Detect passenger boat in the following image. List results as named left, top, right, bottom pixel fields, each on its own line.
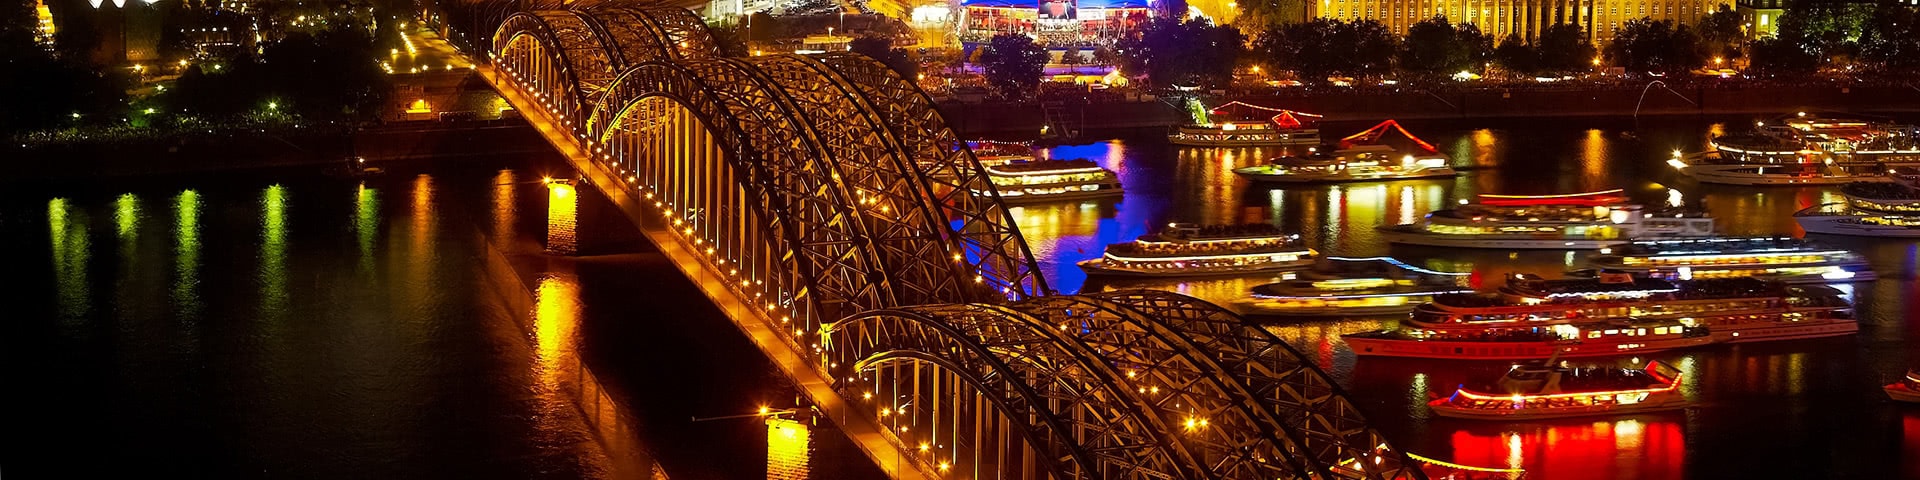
left=1343, top=317, right=1716, bottom=360
left=1885, top=370, right=1920, bottom=403
left=1689, top=114, right=1920, bottom=184
left=968, top=140, right=1035, bottom=166
left=1169, top=102, right=1321, bottom=147
left=1793, top=203, right=1920, bottom=238
left=1403, top=275, right=1857, bottom=344
left=1377, top=189, right=1716, bottom=249
left=1235, top=256, right=1473, bottom=316
left=1234, top=120, right=1456, bottom=183
left=982, top=159, right=1123, bottom=203
left=1577, top=237, right=1874, bottom=284
left=1077, top=223, right=1315, bottom=277
left=1428, top=360, right=1691, bottom=420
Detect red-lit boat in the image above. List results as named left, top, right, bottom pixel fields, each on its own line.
left=1429, top=360, right=1690, bottom=420
left=1378, top=189, right=1717, bottom=249
left=1887, top=370, right=1920, bottom=403
left=1343, top=317, right=1716, bottom=360
left=1406, top=275, right=1858, bottom=344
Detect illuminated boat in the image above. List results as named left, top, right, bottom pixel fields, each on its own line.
left=1671, top=157, right=1893, bottom=186
left=1235, top=256, right=1474, bottom=316
left=1403, top=275, right=1857, bottom=345
left=1377, top=189, right=1716, bottom=249
left=1428, top=360, right=1690, bottom=420
left=1233, top=145, right=1456, bottom=183
left=967, top=140, right=1035, bottom=166
left=1793, top=203, right=1920, bottom=238
left=982, top=159, right=1123, bottom=204
left=1885, top=370, right=1920, bottom=403
left=1342, top=317, right=1715, bottom=360
left=1169, top=102, right=1321, bottom=147
left=1077, top=223, right=1315, bottom=277
left=1577, top=237, right=1874, bottom=284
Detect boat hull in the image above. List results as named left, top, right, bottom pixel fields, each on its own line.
left=1573, top=265, right=1877, bottom=284
left=1680, top=164, right=1887, bottom=186
left=1886, top=384, right=1920, bottom=403
left=1795, top=215, right=1920, bottom=238
left=1169, top=137, right=1317, bottom=147
left=997, top=188, right=1124, bottom=205
left=1342, top=335, right=1716, bottom=360
left=1428, top=396, right=1691, bottom=420
left=1235, top=302, right=1422, bottom=317
left=1716, top=319, right=1859, bottom=343
left=1378, top=226, right=1627, bottom=249
left=1235, top=168, right=1458, bottom=184
left=1077, top=258, right=1313, bottom=278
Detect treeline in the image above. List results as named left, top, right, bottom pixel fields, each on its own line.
left=1113, top=1, right=1920, bottom=88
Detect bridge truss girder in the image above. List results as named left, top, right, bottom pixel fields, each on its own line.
left=487, top=5, right=1423, bottom=479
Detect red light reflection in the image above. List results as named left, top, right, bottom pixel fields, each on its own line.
left=1447, top=418, right=1685, bottom=479
left=1905, top=413, right=1920, bottom=479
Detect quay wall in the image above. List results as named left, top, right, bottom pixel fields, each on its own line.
left=938, top=84, right=1920, bottom=136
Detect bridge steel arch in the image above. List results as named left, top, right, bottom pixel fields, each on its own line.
left=485, top=5, right=1425, bottom=479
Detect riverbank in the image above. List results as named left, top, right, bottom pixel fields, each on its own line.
left=937, top=83, right=1920, bottom=136
left=1, top=119, right=548, bottom=182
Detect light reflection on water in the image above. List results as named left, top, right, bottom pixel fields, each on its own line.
left=1020, top=118, right=1920, bottom=478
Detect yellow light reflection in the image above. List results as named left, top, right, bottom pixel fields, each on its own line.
left=1580, top=129, right=1607, bottom=188
left=547, top=182, right=578, bottom=255
left=493, top=170, right=517, bottom=246
left=533, top=274, right=581, bottom=391
left=49, top=198, right=91, bottom=321
left=767, top=417, right=811, bottom=480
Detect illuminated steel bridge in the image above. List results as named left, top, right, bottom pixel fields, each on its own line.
left=481, top=5, right=1427, bottom=479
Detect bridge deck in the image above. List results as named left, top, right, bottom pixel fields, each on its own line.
left=480, top=67, right=934, bottom=480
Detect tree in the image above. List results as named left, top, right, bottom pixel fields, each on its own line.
left=1457, top=23, right=1494, bottom=73
left=980, top=33, right=1046, bottom=97
left=706, top=21, right=751, bottom=57
left=1695, top=4, right=1745, bottom=63
left=1536, top=23, right=1598, bottom=73
left=1858, top=1, right=1920, bottom=73
left=1605, top=18, right=1701, bottom=73
left=1254, top=18, right=1393, bottom=82
left=1114, top=18, right=1244, bottom=88
left=1400, top=16, right=1472, bottom=78
left=850, top=34, right=916, bottom=79
left=1492, top=33, right=1538, bottom=76
left=1059, top=44, right=1085, bottom=73
left=1337, top=19, right=1398, bottom=77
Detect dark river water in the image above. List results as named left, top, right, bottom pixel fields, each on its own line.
left=4, top=115, right=1918, bottom=479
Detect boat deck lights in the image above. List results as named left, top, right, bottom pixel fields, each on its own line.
left=1449, top=372, right=1683, bottom=402
left=1251, top=289, right=1477, bottom=300
left=1102, top=250, right=1312, bottom=263
left=1325, top=256, right=1470, bottom=276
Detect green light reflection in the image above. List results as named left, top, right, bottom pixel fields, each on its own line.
left=260, top=185, right=289, bottom=319
left=175, top=190, right=202, bottom=320
left=115, top=193, right=141, bottom=240
left=356, top=183, right=380, bottom=268
left=49, top=198, right=91, bottom=321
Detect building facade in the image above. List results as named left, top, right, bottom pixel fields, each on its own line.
left=1313, top=0, right=1731, bottom=44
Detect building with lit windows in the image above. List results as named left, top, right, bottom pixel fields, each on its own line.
left=34, top=0, right=56, bottom=50
left=959, top=0, right=1153, bottom=45
left=1313, top=0, right=1732, bottom=44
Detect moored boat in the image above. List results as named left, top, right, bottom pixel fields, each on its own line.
left=1235, top=120, right=1457, bottom=183
left=1343, top=318, right=1716, bottom=360
left=1404, top=274, right=1855, bottom=343
left=1428, top=360, right=1691, bottom=420
left=1077, top=223, right=1315, bottom=277
left=1794, top=203, right=1920, bottom=238
left=1378, top=189, right=1716, bottom=249
left=1577, top=236, right=1875, bottom=284
left=1235, top=256, right=1474, bottom=316
left=1169, top=102, right=1322, bottom=147
left=1886, top=370, right=1920, bottom=403
left=982, top=159, right=1123, bottom=204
